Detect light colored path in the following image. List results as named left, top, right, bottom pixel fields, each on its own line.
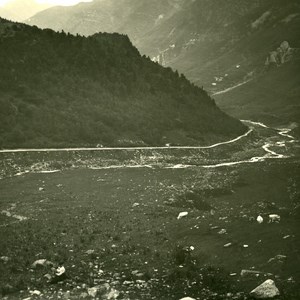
left=0, top=129, right=253, bottom=153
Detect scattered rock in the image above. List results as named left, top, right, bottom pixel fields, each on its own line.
left=257, top=215, right=264, bottom=224
left=87, top=286, right=99, bottom=298
left=268, top=254, right=287, bottom=263
left=85, top=249, right=95, bottom=255
left=132, top=203, right=140, bottom=208
left=38, top=187, right=44, bottom=191
left=0, top=256, right=9, bottom=263
left=56, top=265, right=66, bottom=276
left=177, top=212, right=188, bottom=219
left=179, top=297, right=196, bottom=300
left=241, top=270, right=262, bottom=277
left=30, top=290, right=41, bottom=296
left=224, top=243, right=232, bottom=248
left=44, top=273, right=52, bottom=281
left=79, top=292, right=89, bottom=299
left=87, top=284, right=109, bottom=298
left=105, top=288, right=120, bottom=299
left=50, top=264, right=67, bottom=284
left=250, top=279, right=280, bottom=299
left=268, top=214, right=280, bottom=223
left=32, top=259, right=52, bottom=268
left=218, top=228, right=227, bottom=234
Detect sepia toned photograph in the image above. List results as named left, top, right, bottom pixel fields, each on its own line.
left=0, top=1, right=299, bottom=299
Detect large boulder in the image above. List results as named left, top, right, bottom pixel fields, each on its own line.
left=250, top=279, right=280, bottom=299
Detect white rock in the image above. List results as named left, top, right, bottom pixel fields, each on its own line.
left=268, top=214, right=280, bottom=222
left=250, top=279, right=280, bottom=298
left=56, top=265, right=65, bottom=276
left=241, top=269, right=262, bottom=277
left=87, top=287, right=99, bottom=298
left=177, top=212, right=188, bottom=219
left=30, top=290, right=41, bottom=296
left=257, top=215, right=264, bottom=223
left=32, top=259, right=51, bottom=268
left=105, top=288, right=120, bottom=299
left=180, top=297, right=196, bottom=300
left=0, top=256, right=9, bottom=263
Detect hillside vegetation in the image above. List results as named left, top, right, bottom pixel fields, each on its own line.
left=0, top=18, right=245, bottom=148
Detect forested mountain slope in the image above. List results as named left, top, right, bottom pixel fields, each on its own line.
left=0, top=18, right=245, bottom=148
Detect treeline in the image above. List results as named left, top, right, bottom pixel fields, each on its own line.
left=0, top=18, right=246, bottom=148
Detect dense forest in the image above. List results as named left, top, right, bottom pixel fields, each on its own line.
left=0, top=18, right=246, bottom=148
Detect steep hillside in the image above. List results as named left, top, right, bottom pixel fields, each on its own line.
left=0, top=18, right=246, bottom=149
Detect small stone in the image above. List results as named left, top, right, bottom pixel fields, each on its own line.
left=44, top=274, right=52, bottom=280
left=79, top=292, right=89, bottom=299
left=241, top=270, right=262, bottom=277
left=268, top=254, right=287, bottom=263
left=224, top=243, right=232, bottom=248
left=87, top=287, right=98, bottom=298
left=0, top=256, right=9, bottom=263
left=30, top=290, right=41, bottom=296
left=177, top=212, right=188, bottom=219
left=268, top=214, right=280, bottom=223
left=257, top=215, right=264, bottom=224
left=32, top=259, right=52, bottom=268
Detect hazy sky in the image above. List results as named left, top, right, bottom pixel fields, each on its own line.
left=0, top=0, right=93, bottom=7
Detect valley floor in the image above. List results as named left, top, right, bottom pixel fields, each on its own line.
left=0, top=122, right=299, bottom=299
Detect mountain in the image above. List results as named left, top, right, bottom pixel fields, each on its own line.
left=0, top=0, right=52, bottom=22
left=27, top=0, right=300, bottom=125
left=0, top=18, right=246, bottom=148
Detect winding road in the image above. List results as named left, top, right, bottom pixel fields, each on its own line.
left=0, top=120, right=297, bottom=172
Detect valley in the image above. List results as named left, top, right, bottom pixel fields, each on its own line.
left=0, top=1, right=299, bottom=299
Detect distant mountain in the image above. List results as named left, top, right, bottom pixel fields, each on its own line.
left=0, top=18, right=245, bottom=148
left=27, top=0, right=182, bottom=36
left=0, top=0, right=52, bottom=22
left=26, top=0, right=300, bottom=124
left=214, top=56, right=300, bottom=126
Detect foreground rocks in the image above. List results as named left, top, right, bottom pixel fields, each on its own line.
left=250, top=279, right=280, bottom=299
